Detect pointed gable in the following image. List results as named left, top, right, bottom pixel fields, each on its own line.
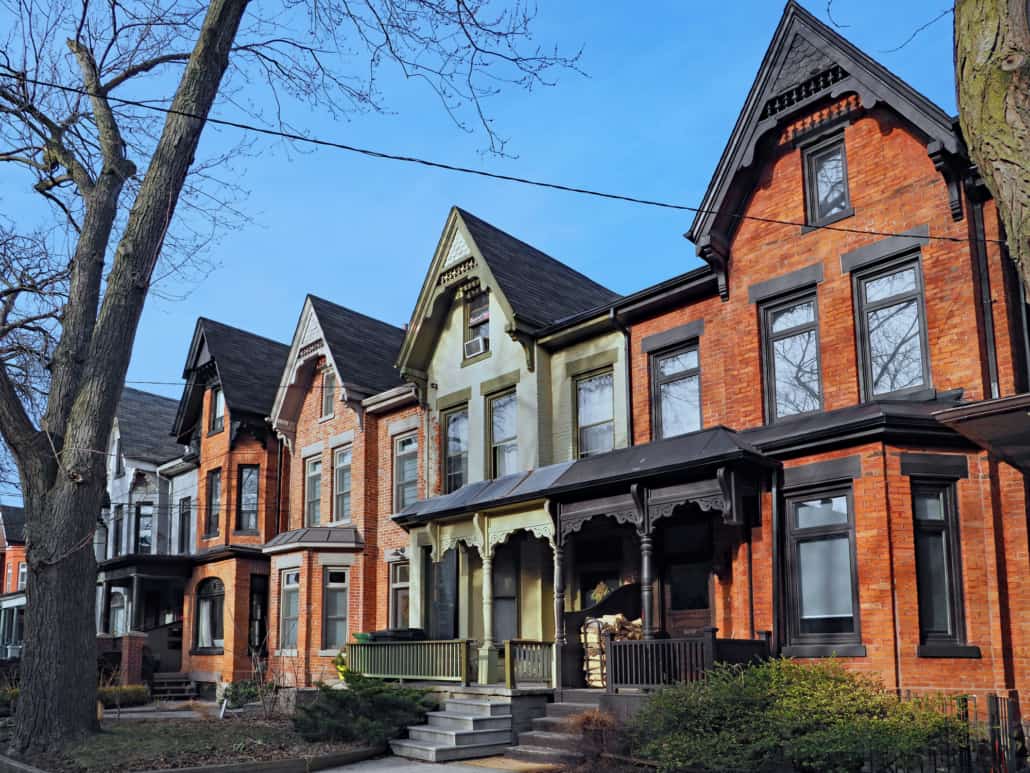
left=687, top=1, right=963, bottom=294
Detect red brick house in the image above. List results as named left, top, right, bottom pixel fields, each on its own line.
left=0, top=505, right=25, bottom=659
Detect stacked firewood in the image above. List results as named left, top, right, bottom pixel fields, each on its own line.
left=581, top=613, right=644, bottom=687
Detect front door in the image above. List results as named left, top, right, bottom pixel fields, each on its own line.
left=660, top=519, right=714, bottom=636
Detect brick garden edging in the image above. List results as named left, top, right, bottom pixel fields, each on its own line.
left=0, top=744, right=384, bottom=773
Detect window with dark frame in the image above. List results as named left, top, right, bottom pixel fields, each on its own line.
left=16, top=562, right=26, bottom=592
left=321, top=369, right=336, bottom=418
left=279, top=570, right=300, bottom=649
left=443, top=406, right=469, bottom=494
left=195, top=578, right=224, bottom=650
left=785, top=487, right=861, bottom=652
left=236, top=465, right=259, bottom=531
left=178, top=496, right=192, bottom=554
left=322, top=568, right=349, bottom=649
left=305, top=457, right=322, bottom=527
left=394, top=434, right=418, bottom=511
left=112, top=504, right=124, bottom=557
left=389, top=562, right=410, bottom=629
left=113, top=436, right=124, bottom=477
left=488, top=390, right=518, bottom=478
left=205, top=469, right=221, bottom=536
left=804, top=135, right=851, bottom=226
left=209, top=386, right=225, bottom=433
left=855, top=257, right=930, bottom=398
left=651, top=344, right=701, bottom=439
left=333, top=447, right=352, bottom=522
left=134, top=502, right=153, bottom=553
left=762, top=291, right=822, bottom=421
left=465, top=292, right=490, bottom=346
left=575, top=370, right=615, bottom=458
left=912, top=480, right=967, bottom=647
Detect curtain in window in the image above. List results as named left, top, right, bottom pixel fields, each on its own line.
left=197, top=598, right=212, bottom=647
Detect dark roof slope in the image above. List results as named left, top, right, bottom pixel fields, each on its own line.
left=0, top=506, right=25, bottom=545
left=308, top=297, right=406, bottom=394
left=458, top=208, right=620, bottom=330
left=200, top=318, right=290, bottom=418
left=117, top=387, right=183, bottom=464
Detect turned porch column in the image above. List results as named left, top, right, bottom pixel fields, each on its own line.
left=553, top=540, right=565, bottom=692
left=640, top=532, right=655, bottom=639
left=478, top=551, right=499, bottom=684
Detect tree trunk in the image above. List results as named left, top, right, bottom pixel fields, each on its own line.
left=955, top=0, right=1030, bottom=290
left=10, top=0, right=251, bottom=753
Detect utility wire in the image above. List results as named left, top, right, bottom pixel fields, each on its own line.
left=10, top=75, right=1005, bottom=247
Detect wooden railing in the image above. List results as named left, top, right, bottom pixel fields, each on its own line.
left=347, top=639, right=474, bottom=684
left=504, top=640, right=553, bottom=688
left=605, top=628, right=770, bottom=693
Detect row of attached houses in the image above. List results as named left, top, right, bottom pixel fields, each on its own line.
left=70, top=1, right=1030, bottom=715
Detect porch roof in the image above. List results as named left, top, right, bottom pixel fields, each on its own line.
left=934, top=393, right=1030, bottom=474
left=394, top=425, right=772, bottom=527
left=263, top=525, right=363, bottom=554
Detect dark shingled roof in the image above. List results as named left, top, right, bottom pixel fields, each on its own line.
left=0, top=506, right=25, bottom=545
left=200, top=318, right=290, bottom=418
left=308, top=297, right=406, bottom=394
left=264, top=526, right=363, bottom=551
left=458, top=208, right=620, bottom=330
left=117, top=387, right=183, bottom=464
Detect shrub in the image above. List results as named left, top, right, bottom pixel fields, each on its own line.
left=97, top=685, right=150, bottom=708
left=293, top=669, right=436, bottom=746
left=628, top=659, right=970, bottom=773
left=0, top=687, right=17, bottom=716
left=223, top=680, right=262, bottom=708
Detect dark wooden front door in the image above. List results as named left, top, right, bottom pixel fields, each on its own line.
left=659, top=518, right=713, bottom=636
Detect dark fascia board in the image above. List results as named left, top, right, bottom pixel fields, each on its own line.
left=686, top=2, right=959, bottom=254
left=641, top=319, right=706, bottom=354
left=536, top=312, right=619, bottom=352
left=613, top=266, right=718, bottom=324
left=748, top=262, right=824, bottom=304
left=783, top=454, right=862, bottom=489
left=192, top=545, right=269, bottom=565
left=899, top=452, right=969, bottom=479
left=840, top=225, right=930, bottom=273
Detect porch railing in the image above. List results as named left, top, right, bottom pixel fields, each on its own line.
left=605, top=628, right=770, bottom=693
left=504, top=640, right=553, bottom=689
left=346, top=639, right=474, bottom=684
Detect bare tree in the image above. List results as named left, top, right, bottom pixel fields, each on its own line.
left=0, top=0, right=575, bottom=753
left=955, top=0, right=1030, bottom=290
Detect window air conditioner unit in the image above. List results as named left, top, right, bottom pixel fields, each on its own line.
left=464, top=336, right=489, bottom=358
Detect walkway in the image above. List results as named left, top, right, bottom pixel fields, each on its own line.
left=325, top=755, right=559, bottom=772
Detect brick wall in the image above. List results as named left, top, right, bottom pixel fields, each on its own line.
left=2, top=545, right=25, bottom=594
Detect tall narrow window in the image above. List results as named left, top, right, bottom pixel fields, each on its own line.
left=178, top=497, right=192, bottom=554
left=134, top=502, right=154, bottom=553
left=321, top=369, right=336, bottom=418
left=323, top=569, right=349, bottom=649
left=236, top=465, right=260, bottom=531
left=112, top=504, right=124, bottom=557
left=333, top=447, right=352, bottom=522
left=305, top=457, right=322, bottom=527
left=389, top=562, right=410, bottom=629
left=464, top=291, right=490, bottom=357
left=762, top=292, right=822, bottom=421
left=856, top=258, right=930, bottom=398
left=785, top=488, right=861, bottom=653
left=394, top=434, right=418, bottom=511
left=209, top=386, right=225, bottom=433
left=279, top=570, right=300, bottom=650
left=576, top=370, right=615, bottom=457
left=4, top=565, right=11, bottom=593
left=652, top=345, right=701, bottom=439
left=913, top=481, right=967, bottom=649
left=443, top=406, right=469, bottom=493
left=109, top=593, right=126, bottom=636
left=205, top=469, right=222, bottom=536
left=16, top=562, right=26, bottom=592
left=113, top=436, right=124, bottom=477
left=488, top=390, right=518, bottom=478
left=804, top=136, right=850, bottom=226
left=195, top=578, right=224, bottom=650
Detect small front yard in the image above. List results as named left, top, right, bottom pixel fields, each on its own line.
left=8, top=718, right=371, bottom=773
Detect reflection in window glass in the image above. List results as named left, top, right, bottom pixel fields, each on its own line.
left=653, top=345, right=701, bottom=439
left=576, top=371, right=614, bottom=458
left=490, top=392, right=518, bottom=477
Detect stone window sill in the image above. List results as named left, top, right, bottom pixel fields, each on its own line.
left=801, top=206, right=855, bottom=234
left=781, top=643, right=867, bottom=658
left=917, top=643, right=981, bottom=659
left=318, top=649, right=343, bottom=657
left=274, top=649, right=298, bottom=657
left=190, top=647, right=224, bottom=656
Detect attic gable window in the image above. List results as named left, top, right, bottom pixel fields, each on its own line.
left=463, top=291, right=490, bottom=359
left=321, top=369, right=336, bottom=418
left=803, top=135, right=852, bottom=227
left=209, top=386, right=225, bottom=433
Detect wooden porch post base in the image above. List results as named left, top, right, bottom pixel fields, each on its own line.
left=477, top=644, right=500, bottom=685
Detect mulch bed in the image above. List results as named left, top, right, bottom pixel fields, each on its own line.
left=2, top=718, right=370, bottom=773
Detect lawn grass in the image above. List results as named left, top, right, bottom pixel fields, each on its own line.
left=21, top=718, right=367, bottom=772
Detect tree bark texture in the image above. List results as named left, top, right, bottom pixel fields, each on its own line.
left=9, top=0, right=250, bottom=753
left=956, top=0, right=1030, bottom=290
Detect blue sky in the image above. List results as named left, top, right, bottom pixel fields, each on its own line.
left=5, top=0, right=957, bottom=405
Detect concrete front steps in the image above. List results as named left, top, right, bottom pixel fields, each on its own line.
left=150, top=672, right=197, bottom=701
left=505, top=689, right=604, bottom=766
left=390, top=697, right=514, bottom=762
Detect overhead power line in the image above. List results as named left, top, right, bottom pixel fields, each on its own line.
left=10, top=75, right=1005, bottom=247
